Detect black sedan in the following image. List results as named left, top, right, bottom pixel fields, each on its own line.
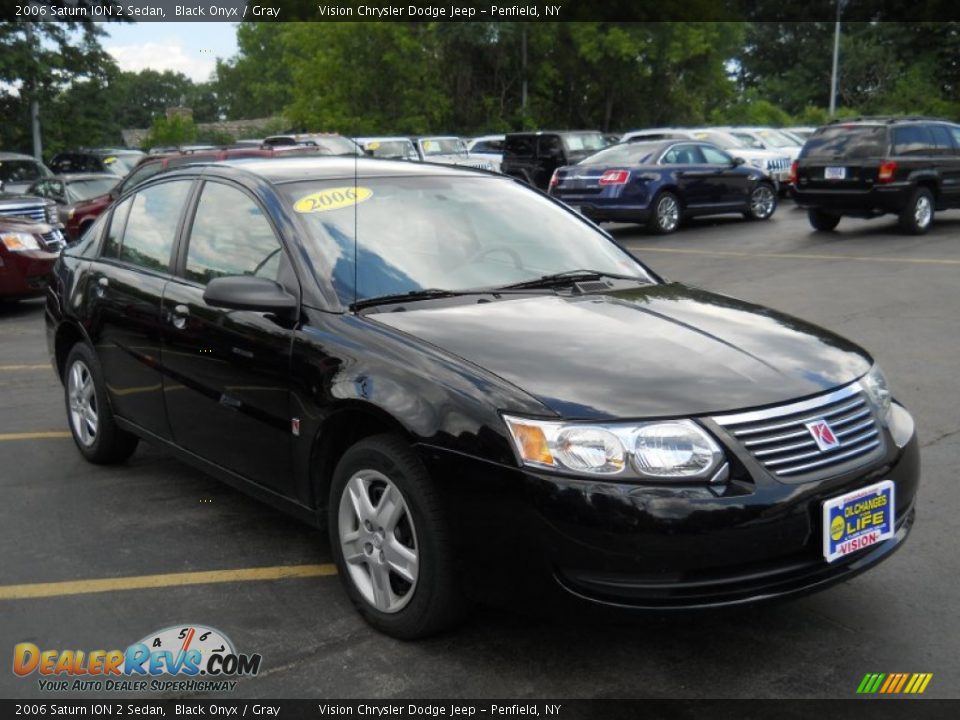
left=46, top=157, right=918, bottom=638
left=549, top=140, right=777, bottom=233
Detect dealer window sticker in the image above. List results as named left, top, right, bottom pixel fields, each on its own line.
left=293, top=187, right=374, bottom=214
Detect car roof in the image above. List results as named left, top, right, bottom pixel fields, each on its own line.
left=356, top=137, right=414, bottom=143
left=45, top=173, right=119, bottom=183
left=184, top=156, right=492, bottom=183
left=0, top=152, right=41, bottom=161
left=507, top=130, right=602, bottom=136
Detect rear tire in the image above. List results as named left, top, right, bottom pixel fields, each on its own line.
left=808, top=209, right=841, bottom=232
left=329, top=434, right=468, bottom=639
left=898, top=187, right=935, bottom=235
left=63, top=343, right=139, bottom=464
left=647, top=191, right=681, bottom=234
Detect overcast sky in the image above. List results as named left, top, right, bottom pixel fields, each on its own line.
left=103, top=22, right=240, bottom=83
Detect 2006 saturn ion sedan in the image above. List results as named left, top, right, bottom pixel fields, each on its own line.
left=46, top=157, right=919, bottom=639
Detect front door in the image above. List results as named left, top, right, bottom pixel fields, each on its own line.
left=160, top=180, right=297, bottom=494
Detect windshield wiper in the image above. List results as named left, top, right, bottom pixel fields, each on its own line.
left=350, top=286, right=550, bottom=311
left=497, top=269, right=644, bottom=291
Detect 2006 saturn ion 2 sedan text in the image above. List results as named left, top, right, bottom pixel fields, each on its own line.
left=46, top=157, right=919, bottom=639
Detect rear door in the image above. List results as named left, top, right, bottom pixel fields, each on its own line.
left=86, top=178, right=194, bottom=439
left=160, top=179, right=297, bottom=493
left=660, top=144, right=724, bottom=209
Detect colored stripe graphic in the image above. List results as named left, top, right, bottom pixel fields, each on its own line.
left=857, top=672, right=932, bottom=694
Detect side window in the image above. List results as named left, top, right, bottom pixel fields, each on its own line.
left=662, top=145, right=705, bottom=165
left=116, top=181, right=191, bottom=271
left=537, top=135, right=562, bottom=158
left=700, top=145, right=733, bottom=164
left=506, top=136, right=535, bottom=158
left=929, top=125, right=955, bottom=154
left=948, top=126, right=960, bottom=150
left=184, top=182, right=283, bottom=286
left=102, top=196, right=133, bottom=259
left=892, top=125, right=933, bottom=156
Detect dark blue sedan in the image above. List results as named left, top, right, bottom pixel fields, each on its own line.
left=548, top=140, right=777, bottom=233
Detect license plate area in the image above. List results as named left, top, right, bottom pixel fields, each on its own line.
left=824, top=166, right=847, bottom=180
left=822, top=480, right=895, bottom=562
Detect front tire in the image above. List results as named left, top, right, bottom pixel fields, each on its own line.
left=647, top=191, right=682, bottom=234
left=744, top=183, right=777, bottom=220
left=899, top=187, right=935, bottom=235
left=64, top=343, right=139, bottom=464
left=808, top=209, right=841, bottom=232
left=329, top=434, right=467, bottom=639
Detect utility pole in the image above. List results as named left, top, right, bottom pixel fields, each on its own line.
left=829, top=0, right=847, bottom=116
left=26, top=22, right=43, bottom=159
left=521, top=28, right=528, bottom=113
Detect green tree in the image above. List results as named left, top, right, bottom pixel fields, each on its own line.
left=142, top=115, right=198, bottom=150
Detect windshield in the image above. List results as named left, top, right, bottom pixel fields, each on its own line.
left=284, top=177, right=654, bottom=306
left=66, top=177, right=120, bottom=202
left=419, top=138, right=466, bottom=156
left=563, top=133, right=607, bottom=152
left=689, top=131, right=740, bottom=149
left=0, top=160, right=46, bottom=183
left=757, top=129, right=799, bottom=148
left=729, top=132, right=764, bottom=149
left=313, top=136, right=364, bottom=156
left=102, top=154, right=142, bottom=176
left=364, top=140, right=418, bottom=160
left=578, top=142, right=659, bottom=166
left=801, top=126, right=888, bottom=160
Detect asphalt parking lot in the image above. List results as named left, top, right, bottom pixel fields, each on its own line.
left=2, top=200, right=958, bottom=700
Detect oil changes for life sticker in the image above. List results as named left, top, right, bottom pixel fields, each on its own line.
left=822, top=479, right=895, bottom=563
left=293, top=187, right=373, bottom=214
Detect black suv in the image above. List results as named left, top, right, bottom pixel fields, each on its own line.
left=501, top=131, right=607, bottom=190
left=792, top=117, right=960, bottom=234
left=49, top=149, right=145, bottom=179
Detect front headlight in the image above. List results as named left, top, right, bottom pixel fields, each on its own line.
left=503, top=415, right=724, bottom=481
left=861, top=364, right=892, bottom=423
left=1, top=232, right=42, bottom=252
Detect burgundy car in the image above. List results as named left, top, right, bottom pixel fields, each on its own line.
left=0, top=194, right=66, bottom=301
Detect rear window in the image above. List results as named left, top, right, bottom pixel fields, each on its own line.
left=801, top=126, right=888, bottom=160
left=891, top=125, right=934, bottom=156
left=0, top=159, right=46, bottom=183
left=578, top=143, right=659, bottom=166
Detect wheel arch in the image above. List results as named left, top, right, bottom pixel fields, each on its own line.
left=54, top=321, right=90, bottom=382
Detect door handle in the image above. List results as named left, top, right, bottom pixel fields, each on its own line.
left=171, top=304, right=190, bottom=330
left=94, top=276, right=108, bottom=298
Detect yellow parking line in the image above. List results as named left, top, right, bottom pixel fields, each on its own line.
left=0, top=431, right=70, bottom=442
left=631, top=246, right=960, bottom=266
left=0, top=364, right=50, bottom=371
left=0, top=564, right=338, bottom=600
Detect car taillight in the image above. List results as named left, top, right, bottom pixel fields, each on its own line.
left=789, top=161, right=798, bottom=185
left=878, top=161, right=897, bottom=184
left=549, top=170, right=560, bottom=189
left=599, top=170, right=630, bottom=186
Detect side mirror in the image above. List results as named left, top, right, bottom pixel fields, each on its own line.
left=731, top=156, right=746, bottom=167
left=203, top=276, right=297, bottom=317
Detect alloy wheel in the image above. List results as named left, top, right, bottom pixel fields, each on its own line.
left=657, top=195, right=680, bottom=232
left=338, top=469, right=419, bottom=613
left=914, top=194, right=933, bottom=229
left=751, top=185, right=776, bottom=218
left=67, top=359, right=98, bottom=447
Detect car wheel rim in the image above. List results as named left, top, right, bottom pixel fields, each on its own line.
left=657, top=196, right=679, bottom=231
left=338, top=469, right=419, bottom=614
left=915, top=195, right=932, bottom=228
left=751, top=186, right=775, bottom=218
left=67, top=360, right=98, bottom=447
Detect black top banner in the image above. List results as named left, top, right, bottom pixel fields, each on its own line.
left=5, top=0, right=960, bottom=22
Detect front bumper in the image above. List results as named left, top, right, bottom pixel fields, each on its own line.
left=421, top=405, right=920, bottom=614
left=0, top=249, right=59, bottom=299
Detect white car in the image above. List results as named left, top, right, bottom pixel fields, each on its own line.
left=719, top=127, right=804, bottom=162
left=466, top=134, right=505, bottom=173
left=412, top=136, right=496, bottom=172
left=355, top=137, right=421, bottom=162
left=621, top=129, right=792, bottom=186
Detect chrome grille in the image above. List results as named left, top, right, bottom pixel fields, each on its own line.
left=713, top=383, right=883, bottom=478
left=765, top=157, right=791, bottom=172
left=40, top=230, right=65, bottom=251
left=0, top=203, right=47, bottom=223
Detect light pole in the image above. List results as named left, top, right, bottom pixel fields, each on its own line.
left=828, top=0, right=848, bottom=116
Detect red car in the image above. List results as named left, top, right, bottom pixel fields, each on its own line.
left=65, top=146, right=323, bottom=239
left=0, top=217, right=64, bottom=302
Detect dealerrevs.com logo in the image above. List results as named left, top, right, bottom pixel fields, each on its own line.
left=13, top=625, right=262, bottom=693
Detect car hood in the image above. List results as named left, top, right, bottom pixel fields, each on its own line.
left=0, top=214, right=57, bottom=234
left=367, top=283, right=872, bottom=420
